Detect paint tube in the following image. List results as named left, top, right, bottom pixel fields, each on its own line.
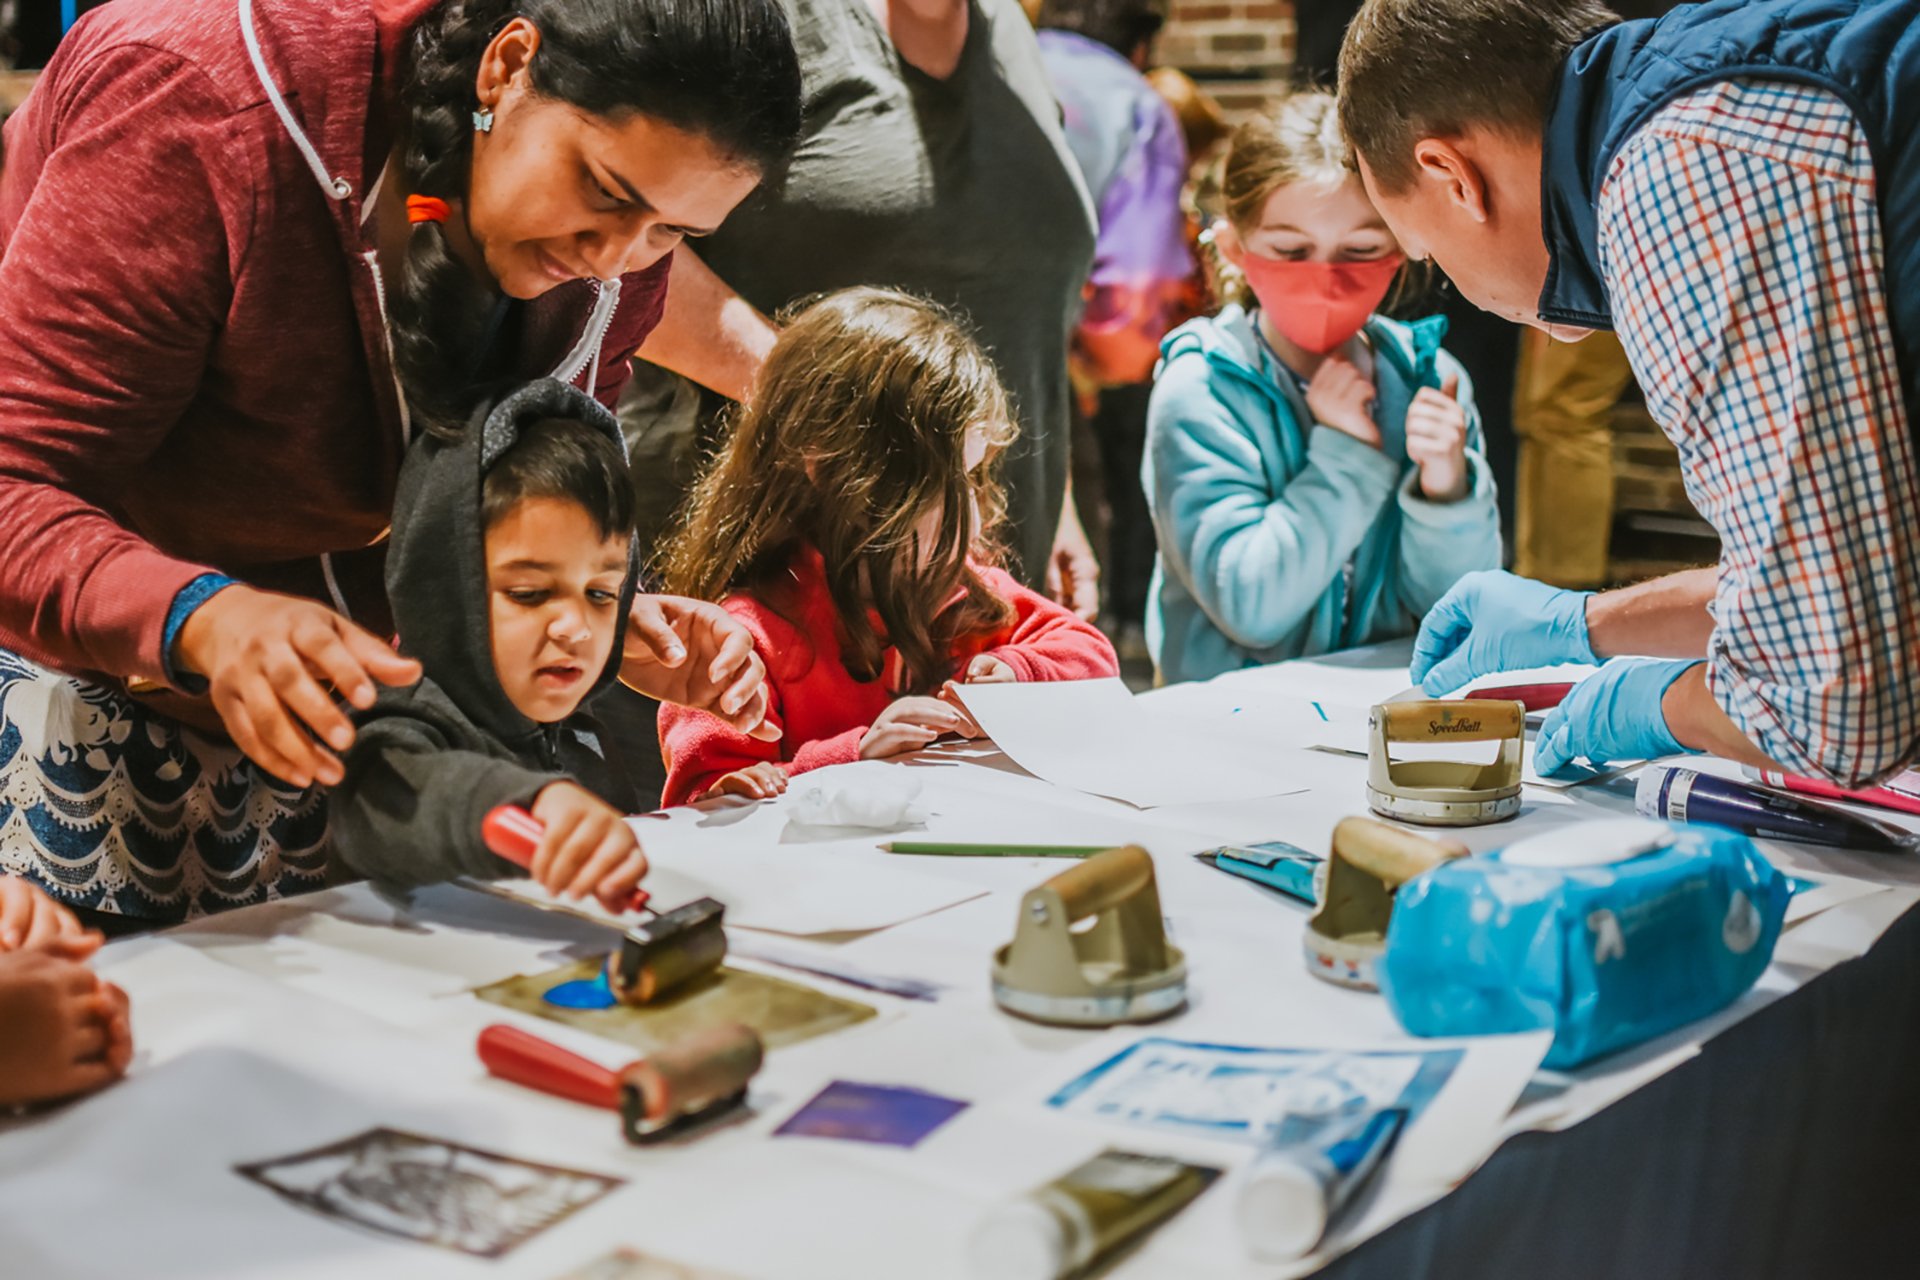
left=1236, top=1107, right=1407, bottom=1261
left=1636, top=765, right=1916, bottom=853
left=1201, top=840, right=1324, bottom=904
left=1743, top=764, right=1920, bottom=818
left=968, top=1149, right=1220, bottom=1280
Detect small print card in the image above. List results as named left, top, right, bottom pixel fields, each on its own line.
left=554, top=1246, right=746, bottom=1279
left=1048, top=1039, right=1462, bottom=1146
left=773, top=1080, right=968, bottom=1148
left=236, top=1126, right=622, bottom=1258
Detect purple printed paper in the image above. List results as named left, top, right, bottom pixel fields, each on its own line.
left=773, top=1081, right=968, bottom=1148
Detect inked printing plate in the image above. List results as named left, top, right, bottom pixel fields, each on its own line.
left=236, top=1126, right=621, bottom=1258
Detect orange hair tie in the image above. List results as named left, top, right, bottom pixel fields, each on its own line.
left=406, top=195, right=452, bottom=225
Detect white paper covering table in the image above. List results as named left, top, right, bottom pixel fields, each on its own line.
left=5, top=642, right=1918, bottom=1279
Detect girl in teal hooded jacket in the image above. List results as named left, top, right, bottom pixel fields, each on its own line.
left=1144, top=94, right=1501, bottom=684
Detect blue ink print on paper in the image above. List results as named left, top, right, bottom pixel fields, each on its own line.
left=1047, top=1038, right=1462, bottom=1147
left=544, top=972, right=617, bottom=1010
left=774, top=1081, right=969, bottom=1148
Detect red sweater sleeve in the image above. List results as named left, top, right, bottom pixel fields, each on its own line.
left=658, top=699, right=784, bottom=808
left=0, top=47, right=242, bottom=679
left=975, top=568, right=1120, bottom=683
left=656, top=594, right=870, bottom=806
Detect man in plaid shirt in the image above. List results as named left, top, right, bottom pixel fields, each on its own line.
left=1337, top=0, right=1920, bottom=785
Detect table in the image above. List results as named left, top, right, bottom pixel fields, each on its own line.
left=4, top=643, right=1915, bottom=1279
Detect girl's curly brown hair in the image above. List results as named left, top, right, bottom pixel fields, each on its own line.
left=658, top=287, right=1018, bottom=694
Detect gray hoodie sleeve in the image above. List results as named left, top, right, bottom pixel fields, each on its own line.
left=331, top=712, right=566, bottom=890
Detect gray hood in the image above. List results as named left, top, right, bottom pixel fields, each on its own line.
left=383, top=378, right=640, bottom=749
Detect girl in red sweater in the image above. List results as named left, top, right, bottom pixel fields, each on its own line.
left=656, top=288, right=1119, bottom=805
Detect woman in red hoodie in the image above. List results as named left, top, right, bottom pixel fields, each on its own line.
left=0, top=0, right=801, bottom=923
left=655, top=287, right=1119, bottom=807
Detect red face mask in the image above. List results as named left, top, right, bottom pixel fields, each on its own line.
left=1237, top=252, right=1405, bottom=355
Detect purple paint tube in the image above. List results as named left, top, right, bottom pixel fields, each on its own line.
left=1636, top=765, right=1916, bottom=853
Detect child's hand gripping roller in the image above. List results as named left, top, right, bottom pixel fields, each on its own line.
left=482, top=805, right=729, bottom=1004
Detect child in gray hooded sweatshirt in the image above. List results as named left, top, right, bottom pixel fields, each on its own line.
left=331, top=380, right=649, bottom=911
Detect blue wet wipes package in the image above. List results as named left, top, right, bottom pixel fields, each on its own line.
left=1379, top=818, right=1789, bottom=1070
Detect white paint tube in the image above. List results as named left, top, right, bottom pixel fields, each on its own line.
left=1236, top=1107, right=1409, bottom=1261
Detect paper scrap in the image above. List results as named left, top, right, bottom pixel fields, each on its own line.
left=774, top=1081, right=969, bottom=1148
left=786, top=771, right=930, bottom=830
left=953, top=678, right=1314, bottom=808
left=236, top=1127, right=619, bottom=1258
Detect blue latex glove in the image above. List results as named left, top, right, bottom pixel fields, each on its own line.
left=1411, top=570, right=1597, bottom=695
left=1534, top=658, right=1703, bottom=776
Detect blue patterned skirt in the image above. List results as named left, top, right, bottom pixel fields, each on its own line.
left=0, top=650, right=330, bottom=921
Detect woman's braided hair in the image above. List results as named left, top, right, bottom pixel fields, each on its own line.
left=391, top=0, right=802, bottom=435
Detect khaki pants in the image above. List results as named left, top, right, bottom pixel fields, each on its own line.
left=1512, top=329, right=1636, bottom=589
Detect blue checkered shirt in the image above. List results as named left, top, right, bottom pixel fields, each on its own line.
left=1598, top=78, right=1920, bottom=784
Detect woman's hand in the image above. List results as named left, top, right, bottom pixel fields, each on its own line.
left=528, top=781, right=649, bottom=913
left=1405, top=373, right=1471, bottom=502
left=172, top=585, right=422, bottom=788
left=1306, top=355, right=1382, bottom=448
left=859, top=696, right=982, bottom=760
left=704, top=761, right=789, bottom=801
left=1047, top=490, right=1101, bottom=621
left=0, top=879, right=97, bottom=953
left=622, top=595, right=778, bottom=741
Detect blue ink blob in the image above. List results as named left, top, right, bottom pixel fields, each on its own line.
left=543, top=972, right=617, bottom=1009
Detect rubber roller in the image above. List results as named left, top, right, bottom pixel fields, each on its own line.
left=482, top=804, right=729, bottom=1004
left=477, top=1021, right=762, bottom=1142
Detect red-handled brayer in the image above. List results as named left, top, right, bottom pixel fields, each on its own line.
left=482, top=804, right=729, bottom=1005
left=477, top=1022, right=762, bottom=1143
left=1465, top=682, right=1575, bottom=713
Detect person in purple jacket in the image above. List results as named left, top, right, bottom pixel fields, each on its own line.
left=1036, top=0, right=1193, bottom=647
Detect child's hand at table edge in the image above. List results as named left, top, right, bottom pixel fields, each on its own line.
left=528, top=781, right=649, bottom=913
left=704, top=762, right=790, bottom=801
left=860, top=696, right=982, bottom=759
left=0, top=949, right=131, bottom=1107
left=0, top=878, right=99, bottom=954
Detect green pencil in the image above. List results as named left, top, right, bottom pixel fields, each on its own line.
left=882, top=840, right=1114, bottom=858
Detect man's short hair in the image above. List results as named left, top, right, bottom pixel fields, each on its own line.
left=1338, top=0, right=1620, bottom=193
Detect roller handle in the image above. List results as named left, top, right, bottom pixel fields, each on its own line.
left=1373, top=699, right=1525, bottom=743
left=1466, top=683, right=1573, bottom=713
left=1041, top=845, right=1153, bottom=919
left=481, top=805, right=650, bottom=914
left=477, top=1024, right=624, bottom=1111
left=1332, top=816, right=1469, bottom=882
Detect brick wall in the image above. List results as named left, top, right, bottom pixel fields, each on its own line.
left=1158, top=0, right=1295, bottom=118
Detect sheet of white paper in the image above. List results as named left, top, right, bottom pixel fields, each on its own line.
left=952, top=677, right=1313, bottom=808
left=496, top=863, right=978, bottom=939
left=484, top=814, right=988, bottom=937
left=1783, top=873, right=1886, bottom=925
left=958, top=1028, right=1552, bottom=1280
